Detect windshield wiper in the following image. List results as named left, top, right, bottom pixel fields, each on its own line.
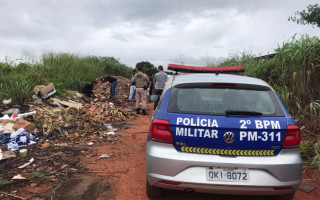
left=225, top=110, right=263, bottom=116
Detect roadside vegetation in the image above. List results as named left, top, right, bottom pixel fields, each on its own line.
left=219, top=34, right=320, bottom=169
left=0, top=53, right=132, bottom=104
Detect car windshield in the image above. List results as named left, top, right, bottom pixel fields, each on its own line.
left=168, top=87, right=285, bottom=116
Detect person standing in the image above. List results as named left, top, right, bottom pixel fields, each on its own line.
left=153, top=65, right=167, bottom=110
left=102, top=76, right=118, bottom=101
left=134, top=67, right=149, bottom=115
left=128, top=69, right=137, bottom=101
left=148, top=74, right=154, bottom=102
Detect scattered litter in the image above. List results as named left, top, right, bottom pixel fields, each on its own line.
left=104, top=124, right=117, bottom=131
left=12, top=174, right=26, bottom=180
left=88, top=142, right=94, bottom=146
left=34, top=83, right=56, bottom=99
left=299, top=184, right=316, bottom=193
left=2, top=123, right=15, bottom=133
left=18, top=158, right=34, bottom=169
left=7, top=128, right=39, bottom=151
left=32, top=95, right=42, bottom=103
left=15, top=111, right=37, bottom=119
left=0, top=133, right=11, bottom=145
left=99, top=154, right=110, bottom=159
left=51, top=98, right=82, bottom=109
left=3, top=108, right=20, bottom=115
left=19, top=149, right=27, bottom=157
left=41, top=142, right=50, bottom=148
left=2, top=98, right=12, bottom=105
left=0, top=114, right=11, bottom=120
left=104, top=131, right=116, bottom=136
left=1, top=150, right=16, bottom=160
left=13, top=119, right=37, bottom=132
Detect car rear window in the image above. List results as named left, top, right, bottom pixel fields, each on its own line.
left=167, top=87, right=285, bottom=116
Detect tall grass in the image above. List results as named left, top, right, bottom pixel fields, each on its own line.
left=0, top=53, right=132, bottom=104
left=219, top=34, right=320, bottom=122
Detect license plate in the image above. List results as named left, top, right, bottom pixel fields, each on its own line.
left=206, top=167, right=249, bottom=182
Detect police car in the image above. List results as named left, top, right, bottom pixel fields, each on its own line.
left=146, top=64, right=301, bottom=200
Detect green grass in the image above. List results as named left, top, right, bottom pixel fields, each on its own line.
left=218, top=34, right=320, bottom=121
left=0, top=53, right=132, bottom=104
left=31, top=170, right=51, bottom=181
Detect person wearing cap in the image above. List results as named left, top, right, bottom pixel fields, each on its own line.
left=128, top=69, right=137, bottom=101
left=134, top=67, right=149, bottom=115
left=153, top=65, right=167, bottom=110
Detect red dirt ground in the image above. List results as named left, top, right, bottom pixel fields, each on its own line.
left=82, top=102, right=320, bottom=200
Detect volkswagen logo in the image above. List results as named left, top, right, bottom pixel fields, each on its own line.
left=223, top=132, right=235, bottom=143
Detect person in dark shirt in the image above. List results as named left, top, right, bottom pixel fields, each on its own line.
left=102, top=76, right=118, bottom=100
left=81, top=81, right=97, bottom=97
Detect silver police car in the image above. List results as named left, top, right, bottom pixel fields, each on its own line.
left=146, top=65, right=301, bottom=200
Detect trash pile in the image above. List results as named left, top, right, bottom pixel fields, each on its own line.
left=0, top=76, right=137, bottom=199
left=93, top=76, right=131, bottom=104
left=0, top=76, right=135, bottom=155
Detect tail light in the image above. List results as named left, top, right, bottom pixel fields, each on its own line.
left=282, top=125, right=301, bottom=149
left=150, top=119, right=173, bottom=144
left=159, top=180, right=181, bottom=185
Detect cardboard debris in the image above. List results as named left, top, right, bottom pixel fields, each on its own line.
left=2, top=151, right=16, bottom=160
left=13, top=119, right=37, bottom=132
left=51, top=98, right=83, bottom=109
left=34, top=83, right=56, bottom=99
left=0, top=121, right=15, bottom=133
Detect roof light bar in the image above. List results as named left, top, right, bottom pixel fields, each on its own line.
left=168, top=63, right=245, bottom=73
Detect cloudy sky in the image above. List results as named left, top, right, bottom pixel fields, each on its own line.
left=0, top=0, right=319, bottom=68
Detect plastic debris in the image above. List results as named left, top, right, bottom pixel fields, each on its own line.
left=99, top=154, right=110, bottom=159
left=2, top=98, right=12, bottom=105
left=15, top=111, right=37, bottom=119
left=87, top=142, right=94, bottom=146
left=19, top=149, right=27, bottom=157
left=0, top=114, right=11, bottom=120
left=12, top=174, right=26, bottom=180
left=3, top=108, right=20, bottom=115
left=18, top=158, right=34, bottom=169
left=0, top=133, right=11, bottom=145
left=104, top=124, right=117, bottom=131
left=7, top=128, right=39, bottom=151
left=104, top=131, right=116, bottom=136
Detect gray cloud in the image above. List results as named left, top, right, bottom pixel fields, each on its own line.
left=0, top=0, right=319, bottom=67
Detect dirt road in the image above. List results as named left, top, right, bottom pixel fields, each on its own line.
left=82, top=103, right=320, bottom=200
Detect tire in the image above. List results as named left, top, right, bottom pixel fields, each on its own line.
left=274, top=193, right=294, bottom=200
left=146, top=180, right=163, bottom=199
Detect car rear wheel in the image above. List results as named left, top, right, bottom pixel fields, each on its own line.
left=274, top=193, right=294, bottom=200
left=146, top=180, right=163, bottom=199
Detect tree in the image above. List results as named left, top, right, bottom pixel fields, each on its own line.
left=135, top=61, right=158, bottom=76
left=289, top=4, right=320, bottom=28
